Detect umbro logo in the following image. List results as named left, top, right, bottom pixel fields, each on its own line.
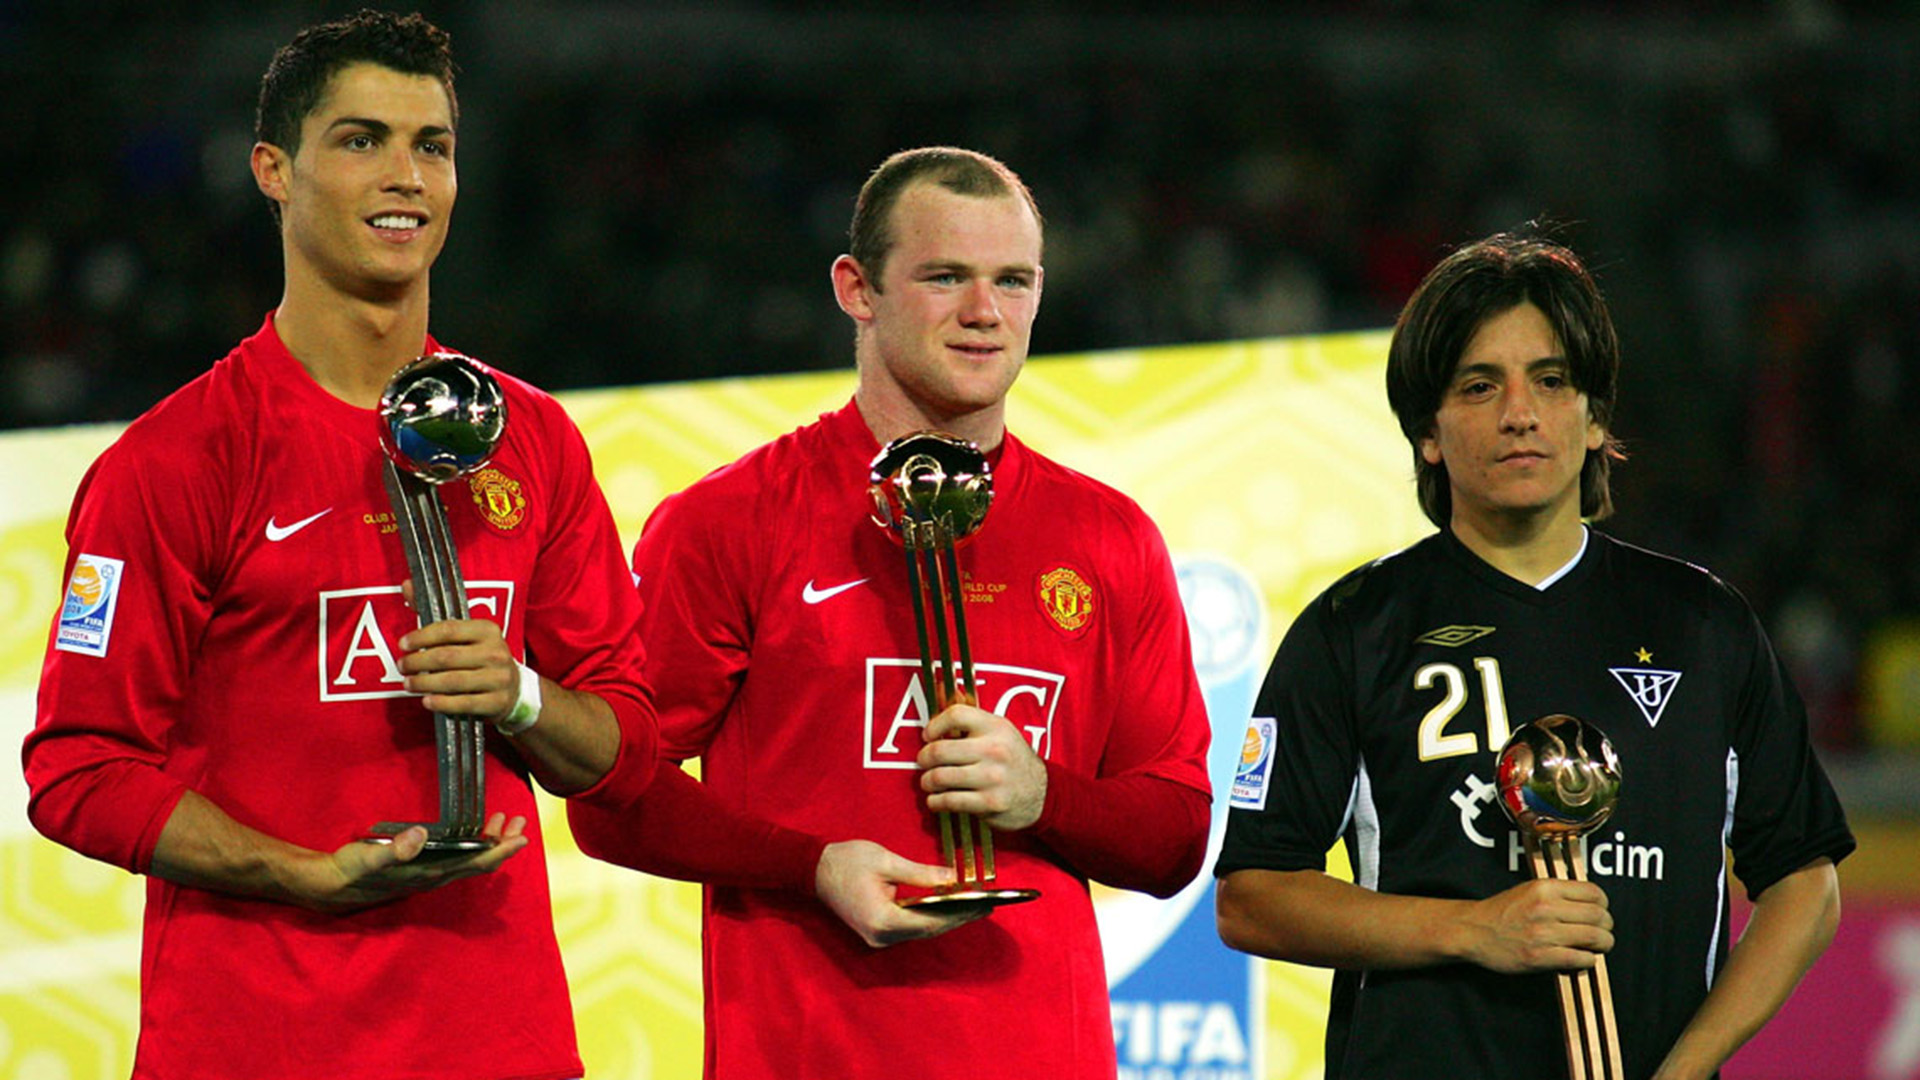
left=1417, top=625, right=1496, bottom=647
left=265, top=508, right=333, bottom=542
left=802, top=578, right=868, bottom=604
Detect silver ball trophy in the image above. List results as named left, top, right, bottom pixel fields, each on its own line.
left=367, top=352, right=507, bottom=856
left=1497, top=714, right=1625, bottom=1080
left=869, top=431, right=1038, bottom=913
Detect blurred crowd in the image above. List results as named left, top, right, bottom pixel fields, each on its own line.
left=3, top=3, right=1917, bottom=759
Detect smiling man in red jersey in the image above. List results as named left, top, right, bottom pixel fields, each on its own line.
left=23, top=13, right=658, bottom=1079
left=569, top=147, right=1215, bottom=1079
left=1215, top=231, right=1853, bottom=1080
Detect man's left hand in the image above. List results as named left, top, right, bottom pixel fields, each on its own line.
left=918, top=703, right=1047, bottom=831
left=398, top=615, right=518, bottom=720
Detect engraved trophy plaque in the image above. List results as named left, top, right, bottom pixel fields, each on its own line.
left=869, top=431, right=1039, bottom=913
left=366, top=352, right=507, bottom=856
left=1497, top=714, right=1626, bottom=1080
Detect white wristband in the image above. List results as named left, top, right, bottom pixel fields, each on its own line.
left=495, top=661, right=543, bottom=736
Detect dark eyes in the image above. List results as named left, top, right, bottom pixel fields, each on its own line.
left=341, top=133, right=450, bottom=157
left=923, top=273, right=1030, bottom=289
left=1457, top=373, right=1572, bottom=397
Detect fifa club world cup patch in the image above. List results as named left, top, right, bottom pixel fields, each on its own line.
left=56, top=553, right=126, bottom=657
left=1230, top=716, right=1278, bottom=810
left=467, top=467, right=527, bottom=531
left=1036, top=565, right=1096, bottom=636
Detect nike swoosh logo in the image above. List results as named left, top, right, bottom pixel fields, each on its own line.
left=265, top=508, right=333, bottom=542
left=802, top=578, right=868, bottom=604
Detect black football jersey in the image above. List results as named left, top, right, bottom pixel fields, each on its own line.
left=1217, top=528, right=1854, bottom=1079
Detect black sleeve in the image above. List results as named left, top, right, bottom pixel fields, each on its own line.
left=1722, top=592, right=1855, bottom=898
left=1215, top=591, right=1362, bottom=878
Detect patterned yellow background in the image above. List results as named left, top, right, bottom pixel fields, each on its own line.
left=0, top=330, right=1428, bottom=1079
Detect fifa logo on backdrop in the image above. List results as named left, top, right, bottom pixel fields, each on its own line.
left=863, top=659, right=1065, bottom=767
left=317, top=583, right=517, bottom=700
left=1111, top=999, right=1252, bottom=1079
left=1451, top=773, right=1665, bottom=881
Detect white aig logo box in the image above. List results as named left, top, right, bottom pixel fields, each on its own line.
left=318, top=582, right=516, bottom=701
left=863, top=658, right=1065, bottom=768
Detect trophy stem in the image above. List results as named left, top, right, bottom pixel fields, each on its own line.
left=903, top=525, right=1019, bottom=902
left=921, top=527, right=961, bottom=709
left=1526, top=833, right=1624, bottom=1080
left=937, top=537, right=979, bottom=704
left=370, top=462, right=491, bottom=853
left=901, top=530, right=942, bottom=710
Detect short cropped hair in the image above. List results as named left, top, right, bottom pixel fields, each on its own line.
left=1385, top=231, right=1627, bottom=529
left=255, top=9, right=457, bottom=157
left=848, top=147, right=1043, bottom=290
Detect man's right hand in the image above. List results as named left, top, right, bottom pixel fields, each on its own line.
left=299, top=813, right=530, bottom=914
left=1462, top=876, right=1615, bottom=973
left=815, top=839, right=987, bottom=948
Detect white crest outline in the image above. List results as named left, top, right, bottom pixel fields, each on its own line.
left=1609, top=666, right=1682, bottom=728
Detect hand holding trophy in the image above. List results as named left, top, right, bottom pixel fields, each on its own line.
left=367, top=353, right=507, bottom=857
left=1497, top=714, right=1625, bottom=1080
left=869, top=432, right=1040, bottom=914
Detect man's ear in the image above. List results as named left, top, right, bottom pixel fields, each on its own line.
left=251, top=142, right=292, bottom=209
left=831, top=254, right=876, bottom=324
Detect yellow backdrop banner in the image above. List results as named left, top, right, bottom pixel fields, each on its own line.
left=0, top=330, right=1429, bottom=1079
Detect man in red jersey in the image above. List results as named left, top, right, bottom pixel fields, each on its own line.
left=570, top=147, right=1214, bottom=1079
left=23, top=12, right=656, bottom=1079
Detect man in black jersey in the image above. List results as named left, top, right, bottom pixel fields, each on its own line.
left=1213, top=231, right=1853, bottom=1080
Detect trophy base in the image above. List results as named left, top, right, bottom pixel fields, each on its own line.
left=899, top=887, right=1041, bottom=916
left=365, top=822, right=496, bottom=861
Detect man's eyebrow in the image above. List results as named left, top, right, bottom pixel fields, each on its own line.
left=325, top=117, right=391, bottom=137
left=1451, top=355, right=1569, bottom=382
left=322, top=118, right=454, bottom=140
left=909, top=259, right=1037, bottom=276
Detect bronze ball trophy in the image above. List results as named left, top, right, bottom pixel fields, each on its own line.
left=1497, top=714, right=1626, bottom=1080
left=869, top=431, right=1039, bottom=913
left=366, top=352, right=507, bottom=857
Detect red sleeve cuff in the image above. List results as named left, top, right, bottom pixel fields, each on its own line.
left=568, top=760, right=826, bottom=892
left=565, top=691, right=660, bottom=809
left=1029, top=761, right=1211, bottom=898
left=26, top=762, right=191, bottom=875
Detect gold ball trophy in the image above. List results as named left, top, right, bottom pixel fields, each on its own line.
left=366, top=353, right=507, bottom=857
left=1497, top=714, right=1626, bottom=1080
left=869, top=432, right=1040, bottom=914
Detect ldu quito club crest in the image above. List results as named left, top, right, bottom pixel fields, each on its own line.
left=1497, top=714, right=1625, bottom=1080
left=869, top=431, right=1040, bottom=915
left=368, top=353, right=507, bottom=857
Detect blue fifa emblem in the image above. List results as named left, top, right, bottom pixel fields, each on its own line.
left=56, top=553, right=126, bottom=658
left=1229, top=716, right=1277, bottom=811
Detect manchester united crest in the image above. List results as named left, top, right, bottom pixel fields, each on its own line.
left=467, top=467, right=527, bottom=531
left=1037, top=565, right=1096, bottom=635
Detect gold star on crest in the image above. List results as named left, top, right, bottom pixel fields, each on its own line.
left=1635, top=647, right=1653, bottom=663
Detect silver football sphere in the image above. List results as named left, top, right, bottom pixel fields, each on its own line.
left=378, top=352, right=507, bottom=484
left=868, top=431, right=994, bottom=540
left=1496, top=714, right=1623, bottom=839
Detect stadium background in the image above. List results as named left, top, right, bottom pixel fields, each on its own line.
left=2, top=3, right=1917, bottom=1078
